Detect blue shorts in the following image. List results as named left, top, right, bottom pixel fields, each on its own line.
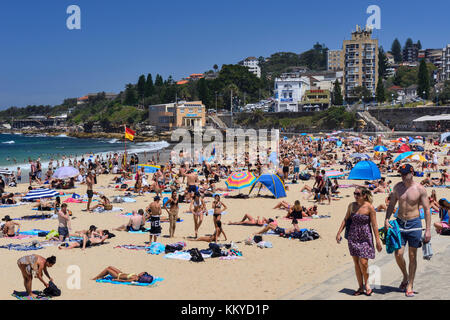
left=396, top=217, right=423, bottom=248
left=187, top=185, right=198, bottom=193
left=294, top=167, right=300, bottom=173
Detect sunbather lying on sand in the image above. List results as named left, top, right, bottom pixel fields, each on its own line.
left=191, top=221, right=227, bottom=242
left=58, top=234, right=108, bottom=250
left=115, top=210, right=145, bottom=232
left=91, top=266, right=154, bottom=283
left=228, top=214, right=268, bottom=226
left=254, top=218, right=300, bottom=236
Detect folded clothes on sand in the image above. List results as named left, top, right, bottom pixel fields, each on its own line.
left=96, top=275, right=163, bottom=287
left=11, top=291, right=51, bottom=300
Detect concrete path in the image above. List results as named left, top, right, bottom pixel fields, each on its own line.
left=280, top=230, right=450, bottom=300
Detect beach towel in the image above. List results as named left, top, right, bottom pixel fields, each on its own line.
left=219, top=256, right=244, bottom=260
left=160, top=219, right=184, bottom=223
left=19, top=229, right=49, bottom=236
left=163, top=251, right=192, bottom=261
left=114, top=244, right=149, bottom=251
left=128, top=228, right=150, bottom=234
left=146, top=242, right=166, bottom=255
left=15, top=214, right=56, bottom=221
left=92, top=207, right=123, bottom=213
left=0, top=243, right=43, bottom=251
left=63, top=198, right=83, bottom=203
left=0, top=234, right=34, bottom=240
left=11, top=291, right=51, bottom=300
left=95, top=275, right=163, bottom=287
left=282, top=217, right=313, bottom=221
left=184, top=209, right=228, bottom=215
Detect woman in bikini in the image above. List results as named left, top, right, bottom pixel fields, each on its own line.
left=17, top=255, right=56, bottom=298
left=429, top=190, right=440, bottom=212
left=190, top=193, right=206, bottom=238
left=91, top=266, right=154, bottom=284
left=90, top=195, right=113, bottom=211
left=228, top=214, right=268, bottom=226
left=212, top=195, right=227, bottom=228
left=164, top=191, right=180, bottom=238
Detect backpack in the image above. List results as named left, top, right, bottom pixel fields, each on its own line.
left=43, top=281, right=61, bottom=297
left=189, top=248, right=204, bottom=262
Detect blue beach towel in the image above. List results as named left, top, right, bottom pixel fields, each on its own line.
left=96, top=275, right=163, bottom=287
left=146, top=242, right=166, bottom=255
left=0, top=243, right=43, bottom=251
left=19, top=229, right=49, bottom=236
left=12, top=291, right=50, bottom=300
left=128, top=228, right=150, bottom=234
left=385, top=220, right=402, bottom=254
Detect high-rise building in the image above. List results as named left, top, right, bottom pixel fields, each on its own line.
left=327, top=50, right=343, bottom=71
left=442, top=44, right=450, bottom=81
left=403, top=44, right=419, bottom=63
left=342, top=25, right=378, bottom=101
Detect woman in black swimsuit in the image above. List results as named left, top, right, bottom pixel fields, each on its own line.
left=212, top=195, right=227, bottom=228
left=286, top=200, right=306, bottom=219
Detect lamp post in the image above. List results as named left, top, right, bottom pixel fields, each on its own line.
left=391, top=93, right=394, bottom=106
left=436, top=89, right=439, bottom=106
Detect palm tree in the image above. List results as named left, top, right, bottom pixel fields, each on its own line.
left=213, top=64, right=219, bottom=74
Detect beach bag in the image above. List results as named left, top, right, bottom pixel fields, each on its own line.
left=43, top=281, right=61, bottom=297
left=299, top=173, right=311, bottom=181
left=441, top=228, right=450, bottom=236
left=189, top=248, right=204, bottom=262
left=253, top=235, right=263, bottom=243
left=120, top=184, right=128, bottom=189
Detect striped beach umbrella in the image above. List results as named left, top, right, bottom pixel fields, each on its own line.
left=225, top=172, right=256, bottom=190
left=393, top=151, right=414, bottom=163
left=0, top=169, right=13, bottom=175
left=325, top=170, right=345, bottom=178
left=406, top=154, right=427, bottom=162
left=374, top=145, right=388, bottom=152
left=23, top=188, right=60, bottom=201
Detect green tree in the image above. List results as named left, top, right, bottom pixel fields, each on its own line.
left=417, top=40, right=422, bottom=50
left=145, top=74, right=154, bottom=97
left=352, top=86, right=372, bottom=102
left=154, top=74, right=164, bottom=87
left=378, top=47, right=389, bottom=79
left=137, top=75, right=146, bottom=100
left=391, top=39, right=402, bottom=63
left=124, top=84, right=138, bottom=105
left=298, top=43, right=328, bottom=71
left=417, top=59, right=430, bottom=99
left=213, top=64, right=219, bottom=73
left=376, top=77, right=385, bottom=103
left=332, top=80, right=343, bottom=105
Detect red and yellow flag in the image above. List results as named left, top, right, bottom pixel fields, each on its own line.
left=125, top=127, right=135, bottom=141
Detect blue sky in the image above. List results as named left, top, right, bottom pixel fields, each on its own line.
left=0, top=0, right=449, bottom=109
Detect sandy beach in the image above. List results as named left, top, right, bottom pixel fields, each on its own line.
left=0, top=140, right=448, bottom=300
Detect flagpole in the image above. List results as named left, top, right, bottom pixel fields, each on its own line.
left=124, top=124, right=127, bottom=169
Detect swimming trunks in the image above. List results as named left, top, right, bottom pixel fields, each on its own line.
left=149, top=216, right=161, bottom=236
left=396, top=217, right=423, bottom=248
left=187, top=185, right=198, bottom=193
left=87, top=190, right=94, bottom=199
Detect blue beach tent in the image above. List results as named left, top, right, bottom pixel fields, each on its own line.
left=249, top=174, right=286, bottom=199
left=348, top=160, right=381, bottom=180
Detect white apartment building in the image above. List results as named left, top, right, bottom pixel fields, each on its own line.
left=240, top=57, right=261, bottom=78
left=442, top=44, right=450, bottom=81
left=274, top=74, right=310, bottom=112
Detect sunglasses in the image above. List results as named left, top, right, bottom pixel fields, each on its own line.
left=354, top=192, right=362, bottom=196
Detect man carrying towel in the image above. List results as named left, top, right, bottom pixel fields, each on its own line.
left=385, top=164, right=431, bottom=297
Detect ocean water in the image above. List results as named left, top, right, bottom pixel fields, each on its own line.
left=0, top=133, right=169, bottom=171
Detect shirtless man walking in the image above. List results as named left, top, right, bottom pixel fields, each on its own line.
left=385, top=164, right=431, bottom=297
left=282, top=155, right=290, bottom=181
left=186, top=169, right=199, bottom=197
left=146, top=196, right=162, bottom=243
left=86, top=171, right=94, bottom=212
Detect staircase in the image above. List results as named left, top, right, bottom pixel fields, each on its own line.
left=357, top=111, right=390, bottom=132
left=207, top=115, right=228, bottom=130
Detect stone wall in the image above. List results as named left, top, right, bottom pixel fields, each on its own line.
left=368, top=106, right=450, bottom=131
